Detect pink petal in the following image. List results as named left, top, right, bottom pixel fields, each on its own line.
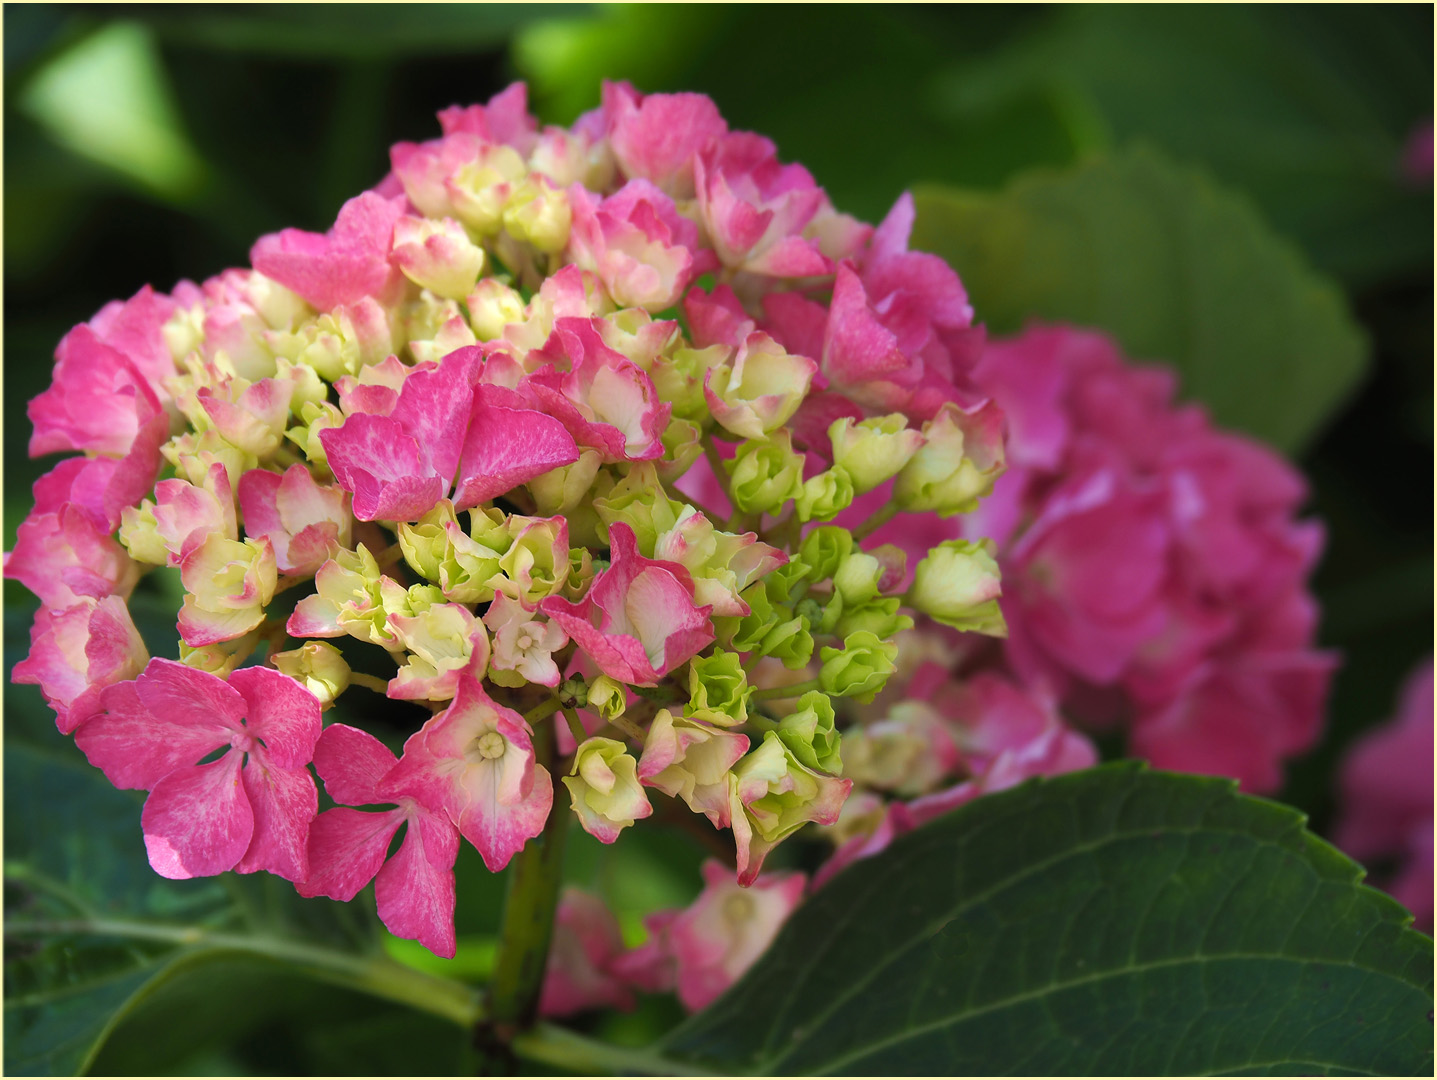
left=375, top=810, right=460, bottom=958
left=458, top=762, right=554, bottom=873
left=229, top=666, right=323, bottom=769
left=320, top=413, right=445, bottom=522
left=234, top=754, right=318, bottom=881
left=142, top=753, right=253, bottom=879
left=455, top=394, right=582, bottom=508
left=74, top=680, right=228, bottom=791
left=134, top=657, right=246, bottom=734
left=313, top=722, right=399, bottom=806
left=298, top=806, right=403, bottom=901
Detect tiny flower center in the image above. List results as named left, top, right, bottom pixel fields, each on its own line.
left=475, top=731, right=506, bottom=760
left=230, top=730, right=255, bottom=754
left=723, top=892, right=755, bottom=926
left=516, top=632, right=534, bottom=652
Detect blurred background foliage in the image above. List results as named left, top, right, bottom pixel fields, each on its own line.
left=4, top=4, right=1431, bottom=1074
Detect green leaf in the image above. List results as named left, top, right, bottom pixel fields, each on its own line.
left=929, top=5, right=1433, bottom=286
left=912, top=149, right=1370, bottom=454
left=661, top=764, right=1433, bottom=1076
left=3, top=743, right=480, bottom=1074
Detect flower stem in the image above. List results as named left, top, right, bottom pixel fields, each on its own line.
left=852, top=503, right=898, bottom=541
left=347, top=672, right=390, bottom=694
left=482, top=720, right=568, bottom=1044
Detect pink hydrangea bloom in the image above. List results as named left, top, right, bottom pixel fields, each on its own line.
left=250, top=191, right=409, bottom=312
left=322, top=346, right=583, bottom=520
left=300, top=724, right=461, bottom=957
left=542, top=523, right=714, bottom=686
left=12, top=596, right=149, bottom=734
left=73, top=660, right=320, bottom=881
left=1333, top=659, right=1433, bottom=930
left=566, top=180, right=713, bottom=312
left=539, top=889, right=636, bottom=1017
left=237, top=463, right=352, bottom=576
left=601, top=81, right=727, bottom=198
left=631, top=859, right=806, bottom=1012
left=6, top=480, right=141, bottom=610
left=383, top=670, right=553, bottom=872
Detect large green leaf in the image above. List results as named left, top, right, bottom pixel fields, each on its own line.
left=929, top=5, right=1433, bottom=286
left=912, top=149, right=1370, bottom=454
left=661, top=764, right=1432, bottom=1076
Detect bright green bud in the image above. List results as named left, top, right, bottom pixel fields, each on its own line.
left=179, top=630, right=261, bottom=678
left=496, top=516, right=569, bottom=605
left=724, top=431, right=805, bottom=516
left=829, top=413, right=926, bottom=494
left=833, top=552, right=884, bottom=606
left=798, top=526, right=853, bottom=583
left=650, top=344, right=728, bottom=421
left=286, top=400, right=345, bottom=476
left=528, top=449, right=603, bottom=515
left=274, top=358, right=328, bottom=412
left=503, top=176, right=571, bottom=253
left=593, top=462, right=685, bottom=553
left=466, top=278, right=526, bottom=340
left=563, top=737, right=651, bottom=843
left=388, top=601, right=489, bottom=701
left=565, top=547, right=595, bottom=599
left=833, top=596, right=914, bottom=641
left=656, top=417, right=704, bottom=484
left=686, top=651, right=751, bottom=727
left=759, top=612, right=814, bottom=671
left=271, top=641, right=351, bottom=705
left=795, top=467, right=855, bottom=523
left=819, top=630, right=898, bottom=703
left=730, top=733, right=850, bottom=873
left=907, top=539, right=1007, bottom=636
left=892, top=401, right=1006, bottom=516
left=119, top=502, right=167, bottom=566
left=777, top=690, right=842, bottom=774
left=398, top=500, right=505, bottom=604
left=726, top=583, right=782, bottom=652
left=586, top=675, right=628, bottom=722
left=763, top=557, right=812, bottom=607
left=706, top=334, right=815, bottom=440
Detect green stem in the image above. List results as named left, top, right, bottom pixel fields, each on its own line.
left=752, top=677, right=822, bottom=701
left=511, top=1022, right=709, bottom=1076
left=347, top=672, right=390, bottom=694
left=483, top=720, right=569, bottom=1038
left=3, top=918, right=481, bottom=1027
left=523, top=696, right=563, bottom=725
left=853, top=503, right=898, bottom=541
left=560, top=703, right=589, bottom=746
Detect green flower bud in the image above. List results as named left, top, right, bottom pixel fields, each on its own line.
left=563, top=737, right=651, bottom=842
left=466, top=278, right=526, bottom=340
left=777, top=690, right=842, bottom=774
left=529, top=449, right=603, bottom=516
left=271, top=641, right=352, bottom=705
left=724, top=431, right=805, bottom=516
left=726, top=583, right=782, bottom=652
left=908, top=539, right=1006, bottom=636
left=119, top=502, right=168, bottom=566
left=760, top=613, right=814, bottom=671
left=179, top=630, right=262, bottom=678
left=819, top=630, right=898, bottom=703
left=586, top=674, right=628, bottom=722
left=656, top=417, right=704, bottom=484
left=763, top=557, right=812, bottom=608
left=829, top=413, right=926, bottom=494
left=649, top=344, right=728, bottom=421
left=503, top=176, right=571, bottom=253
left=798, top=526, right=854, bottom=583
left=593, top=462, right=685, bottom=553
left=795, top=467, right=855, bottom=523
left=832, top=596, right=915, bottom=641
left=397, top=500, right=505, bottom=604
left=285, top=400, right=345, bottom=476
left=686, top=651, right=751, bottom=727
left=892, top=401, right=1006, bottom=516
left=833, top=552, right=884, bottom=606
